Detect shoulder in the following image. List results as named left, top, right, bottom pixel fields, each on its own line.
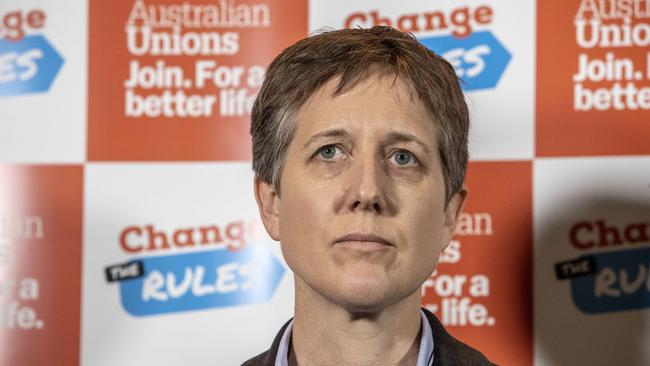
left=240, top=318, right=293, bottom=366
left=422, top=308, right=497, bottom=366
left=241, top=351, right=269, bottom=366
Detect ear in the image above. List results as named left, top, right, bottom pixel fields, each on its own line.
left=439, top=186, right=468, bottom=252
left=254, top=176, right=281, bottom=241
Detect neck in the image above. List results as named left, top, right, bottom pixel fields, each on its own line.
left=289, top=277, right=423, bottom=366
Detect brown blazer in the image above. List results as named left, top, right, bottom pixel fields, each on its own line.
left=241, top=308, right=495, bottom=366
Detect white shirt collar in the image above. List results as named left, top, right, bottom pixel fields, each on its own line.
left=275, top=309, right=434, bottom=366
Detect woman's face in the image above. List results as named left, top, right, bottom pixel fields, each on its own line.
left=256, top=72, right=465, bottom=312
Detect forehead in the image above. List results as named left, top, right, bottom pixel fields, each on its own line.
left=293, top=72, right=437, bottom=143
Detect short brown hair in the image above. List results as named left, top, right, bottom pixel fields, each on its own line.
left=251, top=26, right=469, bottom=204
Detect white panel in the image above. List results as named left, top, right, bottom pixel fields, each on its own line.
left=534, top=157, right=650, bottom=366
left=82, top=163, right=294, bottom=366
left=308, top=0, right=535, bottom=160
left=0, top=0, right=87, bottom=163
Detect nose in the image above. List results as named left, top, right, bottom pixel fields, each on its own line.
left=346, top=153, right=391, bottom=215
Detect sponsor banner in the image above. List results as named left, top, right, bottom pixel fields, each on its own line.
left=0, top=1, right=86, bottom=162
left=87, top=0, right=307, bottom=161
left=422, top=161, right=533, bottom=366
left=82, top=163, right=293, bottom=366
left=0, top=165, right=83, bottom=366
left=534, top=157, right=650, bottom=365
left=309, top=0, right=535, bottom=160
left=537, top=0, right=650, bottom=156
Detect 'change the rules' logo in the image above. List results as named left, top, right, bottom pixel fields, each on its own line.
left=343, top=5, right=511, bottom=92
left=557, top=248, right=650, bottom=314
left=107, top=245, right=285, bottom=316
left=556, top=219, right=650, bottom=314
left=420, top=31, right=511, bottom=91
left=0, top=9, right=64, bottom=97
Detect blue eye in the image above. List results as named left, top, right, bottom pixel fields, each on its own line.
left=319, top=145, right=339, bottom=159
left=391, top=150, right=415, bottom=166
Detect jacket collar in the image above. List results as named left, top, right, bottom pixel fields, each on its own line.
left=244, top=307, right=493, bottom=366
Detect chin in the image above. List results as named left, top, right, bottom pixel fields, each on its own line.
left=331, top=278, right=400, bottom=313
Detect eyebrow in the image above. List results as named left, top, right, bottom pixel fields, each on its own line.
left=303, top=128, right=350, bottom=149
left=302, top=128, right=433, bottom=156
left=384, top=131, right=433, bottom=156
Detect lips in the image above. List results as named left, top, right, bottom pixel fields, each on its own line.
left=334, top=233, right=394, bottom=248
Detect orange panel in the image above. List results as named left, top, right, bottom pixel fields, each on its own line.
left=0, top=165, right=83, bottom=366
left=422, top=161, right=532, bottom=366
left=536, top=1, right=650, bottom=156
left=88, top=0, right=308, bottom=161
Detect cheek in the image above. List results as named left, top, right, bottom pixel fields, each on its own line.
left=405, top=200, right=447, bottom=283
left=309, top=160, right=348, bottom=178
left=279, top=176, right=329, bottom=250
left=278, top=185, right=335, bottom=279
left=405, top=191, right=447, bottom=249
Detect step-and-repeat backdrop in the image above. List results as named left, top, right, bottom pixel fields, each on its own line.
left=1, top=0, right=649, bottom=365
